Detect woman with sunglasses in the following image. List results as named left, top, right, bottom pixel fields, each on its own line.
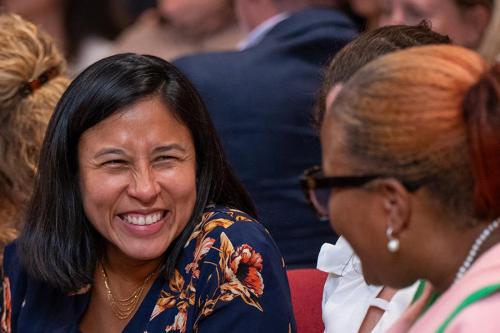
left=305, top=23, right=451, bottom=333
left=304, top=44, right=500, bottom=331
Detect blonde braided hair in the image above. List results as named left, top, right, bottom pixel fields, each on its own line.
left=0, top=14, right=69, bottom=258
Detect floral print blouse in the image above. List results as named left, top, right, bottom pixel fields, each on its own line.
left=1, top=205, right=296, bottom=332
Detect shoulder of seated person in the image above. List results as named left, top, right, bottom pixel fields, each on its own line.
left=3, top=240, right=19, bottom=267
left=200, top=204, right=260, bottom=232
left=186, top=204, right=272, bottom=246
left=446, top=292, right=500, bottom=331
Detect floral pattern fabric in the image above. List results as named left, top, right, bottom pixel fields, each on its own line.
left=1, top=205, right=296, bottom=332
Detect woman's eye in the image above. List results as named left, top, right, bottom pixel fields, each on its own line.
left=404, top=5, right=427, bottom=21
left=155, top=155, right=177, bottom=163
left=103, top=159, right=127, bottom=167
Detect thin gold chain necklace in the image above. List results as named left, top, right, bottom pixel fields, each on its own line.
left=100, top=261, right=158, bottom=320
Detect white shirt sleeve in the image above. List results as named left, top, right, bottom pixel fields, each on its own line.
left=317, top=237, right=418, bottom=333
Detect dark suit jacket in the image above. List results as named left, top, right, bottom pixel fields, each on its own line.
left=174, top=8, right=357, bottom=267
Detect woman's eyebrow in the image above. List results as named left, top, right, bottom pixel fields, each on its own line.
left=153, top=144, right=187, bottom=154
left=93, top=148, right=126, bottom=159
left=92, top=144, right=187, bottom=159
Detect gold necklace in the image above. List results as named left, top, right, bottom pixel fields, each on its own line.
left=100, top=261, right=158, bottom=320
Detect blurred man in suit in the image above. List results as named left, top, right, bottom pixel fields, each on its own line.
left=174, top=0, right=357, bottom=267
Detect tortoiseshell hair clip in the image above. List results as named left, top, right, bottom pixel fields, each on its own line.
left=18, top=67, right=59, bottom=98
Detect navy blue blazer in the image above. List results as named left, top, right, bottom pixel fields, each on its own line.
left=174, top=8, right=357, bottom=267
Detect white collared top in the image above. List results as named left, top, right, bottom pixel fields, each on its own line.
left=237, top=13, right=289, bottom=50
left=317, top=236, right=418, bottom=333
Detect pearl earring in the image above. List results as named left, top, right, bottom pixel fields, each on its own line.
left=386, top=225, right=400, bottom=253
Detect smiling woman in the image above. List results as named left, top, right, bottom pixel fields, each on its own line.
left=1, top=54, right=296, bottom=333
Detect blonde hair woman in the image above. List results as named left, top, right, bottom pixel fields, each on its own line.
left=0, top=14, right=69, bottom=260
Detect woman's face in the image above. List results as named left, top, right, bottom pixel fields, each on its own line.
left=320, top=88, right=398, bottom=286
left=350, top=0, right=383, bottom=19
left=379, top=0, right=486, bottom=48
left=78, top=96, right=197, bottom=262
left=158, top=0, right=231, bottom=30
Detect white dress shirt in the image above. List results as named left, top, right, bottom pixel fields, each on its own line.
left=238, top=13, right=290, bottom=50
left=317, top=237, right=418, bottom=333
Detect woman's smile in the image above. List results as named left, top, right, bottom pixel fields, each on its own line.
left=117, top=210, right=170, bottom=237
left=120, top=210, right=166, bottom=226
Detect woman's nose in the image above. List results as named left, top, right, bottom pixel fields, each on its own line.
left=128, top=167, right=160, bottom=203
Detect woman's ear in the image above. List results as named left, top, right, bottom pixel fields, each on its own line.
left=375, top=179, right=412, bottom=235
left=325, top=83, right=344, bottom=113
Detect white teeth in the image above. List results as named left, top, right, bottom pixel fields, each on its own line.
left=122, top=212, right=163, bottom=226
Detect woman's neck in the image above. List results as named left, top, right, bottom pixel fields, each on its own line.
left=102, top=245, right=163, bottom=287
left=425, top=221, right=500, bottom=293
left=80, top=245, right=162, bottom=333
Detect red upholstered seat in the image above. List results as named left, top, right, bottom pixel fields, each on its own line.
left=287, top=268, right=328, bottom=333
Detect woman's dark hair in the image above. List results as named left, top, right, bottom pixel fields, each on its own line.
left=18, top=53, right=257, bottom=292
left=316, top=22, right=451, bottom=126
left=463, top=63, right=500, bottom=219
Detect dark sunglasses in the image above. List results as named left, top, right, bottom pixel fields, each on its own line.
left=299, top=166, right=425, bottom=220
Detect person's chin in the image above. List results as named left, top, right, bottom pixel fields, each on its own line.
left=361, top=266, right=383, bottom=286
left=119, top=241, right=168, bottom=262
left=110, top=213, right=177, bottom=260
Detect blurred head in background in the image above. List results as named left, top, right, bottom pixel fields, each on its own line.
left=316, top=22, right=451, bottom=125
left=1, top=0, right=130, bottom=74
left=379, top=0, right=492, bottom=48
left=158, top=0, right=236, bottom=38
